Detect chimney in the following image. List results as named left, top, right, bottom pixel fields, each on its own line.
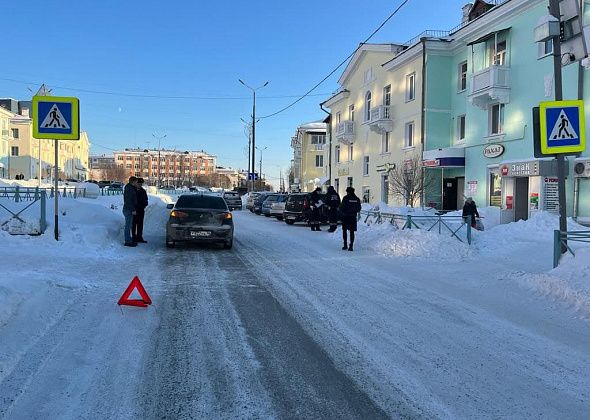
left=462, top=3, right=473, bottom=23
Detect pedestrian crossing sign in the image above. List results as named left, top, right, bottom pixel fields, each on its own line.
left=539, top=100, right=585, bottom=155
left=32, top=96, right=80, bottom=140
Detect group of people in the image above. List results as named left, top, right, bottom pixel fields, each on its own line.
left=308, top=185, right=362, bottom=251
left=122, top=176, right=149, bottom=247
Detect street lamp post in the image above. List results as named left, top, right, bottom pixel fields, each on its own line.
left=152, top=133, right=166, bottom=190
left=239, top=79, right=268, bottom=191
left=256, top=146, right=268, bottom=190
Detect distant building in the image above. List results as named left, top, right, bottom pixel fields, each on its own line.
left=290, top=120, right=327, bottom=192
left=215, top=166, right=245, bottom=188
left=89, top=155, right=116, bottom=180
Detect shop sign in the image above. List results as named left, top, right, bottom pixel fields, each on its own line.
left=337, top=167, right=349, bottom=176
left=467, top=180, right=477, bottom=196
left=529, top=192, right=539, bottom=210
left=543, top=177, right=559, bottom=212
left=506, top=195, right=513, bottom=209
left=501, top=161, right=540, bottom=177
left=501, top=165, right=509, bottom=176
left=422, top=159, right=440, bottom=167
left=483, top=144, right=505, bottom=158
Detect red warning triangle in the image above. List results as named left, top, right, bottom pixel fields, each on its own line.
left=118, top=276, right=152, bottom=307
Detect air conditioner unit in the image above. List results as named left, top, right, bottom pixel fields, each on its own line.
left=573, top=160, right=590, bottom=177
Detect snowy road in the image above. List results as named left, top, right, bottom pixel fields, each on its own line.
left=1, top=204, right=590, bottom=419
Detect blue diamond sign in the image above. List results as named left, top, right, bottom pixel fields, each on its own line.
left=32, top=96, right=80, bottom=140
left=539, top=100, right=585, bottom=155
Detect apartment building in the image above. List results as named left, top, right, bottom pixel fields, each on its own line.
left=0, top=106, right=11, bottom=178
left=290, top=120, right=327, bottom=192
left=113, top=149, right=216, bottom=186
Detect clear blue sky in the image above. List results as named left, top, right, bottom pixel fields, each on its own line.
left=2, top=0, right=470, bottom=186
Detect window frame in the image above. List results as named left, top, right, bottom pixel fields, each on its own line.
left=363, top=156, right=370, bottom=176
left=406, top=72, right=416, bottom=102
left=381, top=132, right=390, bottom=154
left=348, top=105, right=355, bottom=122
left=383, top=85, right=391, bottom=106
left=348, top=144, right=354, bottom=161
left=11, top=146, right=19, bottom=156
left=457, top=114, right=466, bottom=143
left=335, top=145, right=341, bottom=163
left=405, top=121, right=415, bottom=148
left=11, top=128, right=19, bottom=139
left=458, top=61, right=468, bottom=92
left=488, top=103, right=505, bottom=135
left=365, top=91, right=372, bottom=122
left=315, top=154, right=324, bottom=168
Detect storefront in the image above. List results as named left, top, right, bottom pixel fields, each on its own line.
left=422, top=148, right=465, bottom=211
left=491, top=158, right=565, bottom=223
left=574, top=158, right=590, bottom=224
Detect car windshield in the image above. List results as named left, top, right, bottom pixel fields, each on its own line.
left=175, top=195, right=228, bottom=210
left=288, top=195, right=306, bottom=204
left=224, top=192, right=239, bottom=197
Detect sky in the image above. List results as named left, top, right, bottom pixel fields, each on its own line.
left=2, top=0, right=472, bottom=187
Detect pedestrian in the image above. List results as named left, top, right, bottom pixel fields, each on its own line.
left=462, top=197, right=480, bottom=228
left=123, top=176, right=138, bottom=247
left=339, top=186, right=361, bottom=251
left=325, top=185, right=341, bottom=232
left=308, top=187, right=323, bottom=231
left=133, top=178, right=148, bottom=243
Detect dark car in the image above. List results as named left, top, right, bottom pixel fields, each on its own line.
left=261, top=194, right=286, bottom=217
left=283, top=192, right=328, bottom=225
left=165, top=194, right=234, bottom=249
left=222, top=191, right=242, bottom=210
left=252, top=192, right=272, bottom=214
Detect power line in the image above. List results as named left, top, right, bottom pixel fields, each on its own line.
left=259, top=0, right=411, bottom=119
left=0, top=76, right=330, bottom=101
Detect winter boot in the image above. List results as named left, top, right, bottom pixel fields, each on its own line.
left=348, top=244, right=354, bottom=251
left=342, top=243, right=348, bottom=250
left=310, top=225, right=316, bottom=231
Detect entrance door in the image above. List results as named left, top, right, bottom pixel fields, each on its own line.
left=442, top=178, right=458, bottom=211
left=381, top=174, right=389, bottom=204
left=514, top=177, right=529, bottom=221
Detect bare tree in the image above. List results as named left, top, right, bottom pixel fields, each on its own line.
left=102, top=164, right=128, bottom=182
left=388, top=156, right=435, bottom=207
left=209, top=173, right=232, bottom=189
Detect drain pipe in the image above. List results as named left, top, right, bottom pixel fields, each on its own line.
left=320, top=103, right=332, bottom=186
left=420, top=37, right=427, bottom=207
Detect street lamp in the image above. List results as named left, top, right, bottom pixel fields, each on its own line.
left=239, top=79, right=269, bottom=191
left=256, top=146, right=268, bottom=190
left=152, top=133, right=166, bottom=190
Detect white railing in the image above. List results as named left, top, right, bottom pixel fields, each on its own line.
left=470, top=65, right=510, bottom=94
left=336, top=121, right=354, bottom=137
left=309, top=144, right=325, bottom=151
left=369, top=105, right=391, bottom=122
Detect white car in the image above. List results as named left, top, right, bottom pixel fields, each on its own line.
left=270, top=200, right=286, bottom=220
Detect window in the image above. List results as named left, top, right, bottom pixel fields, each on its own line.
left=335, top=145, right=341, bottom=163
left=489, top=40, right=506, bottom=66
left=11, top=128, right=19, bottom=139
left=406, top=73, right=415, bottom=101
left=334, top=178, right=340, bottom=194
left=336, top=112, right=341, bottom=124
left=381, top=132, right=390, bottom=153
left=458, top=61, right=468, bottom=91
left=365, top=91, right=372, bottom=121
left=383, top=85, right=391, bottom=106
left=382, top=175, right=389, bottom=204
left=126, top=156, right=132, bottom=161
left=134, top=164, right=140, bottom=169
left=117, top=156, right=124, bottom=161
left=489, top=103, right=505, bottom=135
left=405, top=122, right=415, bottom=147
left=457, top=115, right=466, bottom=142
left=363, top=156, right=369, bottom=176
left=315, top=155, right=324, bottom=167
left=310, top=134, right=326, bottom=144
left=348, top=144, right=354, bottom=161
left=347, top=176, right=353, bottom=188
left=539, top=39, right=553, bottom=57
left=126, top=164, right=132, bottom=169
left=362, top=187, right=370, bottom=203
left=348, top=105, right=355, bottom=122
left=11, top=146, right=19, bottom=156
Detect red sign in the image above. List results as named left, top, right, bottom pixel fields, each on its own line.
left=422, top=159, right=440, bottom=167
left=501, top=165, right=509, bottom=176
left=118, top=276, right=152, bottom=307
left=506, top=195, right=513, bottom=209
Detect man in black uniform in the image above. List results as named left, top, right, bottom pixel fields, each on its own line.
left=308, top=187, right=323, bottom=231
left=133, top=178, right=149, bottom=243
left=339, top=186, right=362, bottom=251
left=462, top=197, right=479, bottom=228
left=325, top=185, right=341, bottom=232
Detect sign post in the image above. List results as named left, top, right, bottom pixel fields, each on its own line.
left=32, top=95, right=80, bottom=240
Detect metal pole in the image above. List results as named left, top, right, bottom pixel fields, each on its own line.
left=259, top=149, right=263, bottom=190
left=54, top=139, right=59, bottom=240
left=38, top=139, right=42, bottom=188
left=251, top=90, right=256, bottom=192
left=549, top=0, right=568, bottom=252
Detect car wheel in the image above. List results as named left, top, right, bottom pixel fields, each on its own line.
left=276, top=216, right=283, bottom=221
left=264, top=214, right=270, bottom=217
left=223, top=239, right=233, bottom=249
left=285, top=220, right=295, bottom=225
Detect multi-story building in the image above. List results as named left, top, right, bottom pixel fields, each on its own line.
left=113, top=148, right=216, bottom=186
left=0, top=106, right=11, bottom=178
left=89, top=155, right=116, bottom=180
left=290, top=120, right=327, bottom=192
left=215, top=166, right=245, bottom=189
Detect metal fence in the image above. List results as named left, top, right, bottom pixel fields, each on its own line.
left=553, top=230, right=590, bottom=268
left=360, top=209, right=474, bottom=244
left=0, top=187, right=47, bottom=234
left=100, top=188, right=123, bottom=196
left=0, top=186, right=86, bottom=200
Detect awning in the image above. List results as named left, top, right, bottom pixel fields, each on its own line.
left=0, top=162, right=4, bottom=168
left=319, top=176, right=329, bottom=185
left=422, top=147, right=465, bottom=168
left=466, top=27, right=511, bottom=46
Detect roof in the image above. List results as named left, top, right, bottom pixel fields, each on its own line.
left=338, top=43, right=403, bottom=86
left=297, top=120, right=326, bottom=132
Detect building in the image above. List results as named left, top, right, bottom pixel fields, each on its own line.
left=290, top=120, right=327, bottom=192
left=0, top=106, right=11, bottom=178
left=113, top=148, right=216, bottom=186
left=215, top=166, right=245, bottom=189
left=89, top=155, right=116, bottom=180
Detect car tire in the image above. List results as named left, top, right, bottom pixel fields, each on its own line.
left=264, top=214, right=270, bottom=217
left=285, top=220, right=295, bottom=225
left=276, top=216, right=283, bottom=221
left=223, top=239, right=233, bottom=249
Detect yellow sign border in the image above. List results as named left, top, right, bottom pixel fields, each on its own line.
left=539, top=99, right=585, bottom=155
left=32, top=96, right=80, bottom=140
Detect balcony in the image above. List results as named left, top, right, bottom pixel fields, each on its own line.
left=468, top=65, right=510, bottom=110
left=368, top=105, right=393, bottom=133
left=335, top=121, right=355, bottom=144
left=309, top=144, right=325, bottom=151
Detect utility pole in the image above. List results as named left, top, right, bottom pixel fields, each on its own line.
left=152, top=133, right=166, bottom=191
left=549, top=0, right=568, bottom=251
left=256, top=145, right=267, bottom=190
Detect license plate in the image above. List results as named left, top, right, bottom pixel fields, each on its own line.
left=191, top=231, right=211, bottom=237
left=287, top=216, right=295, bottom=220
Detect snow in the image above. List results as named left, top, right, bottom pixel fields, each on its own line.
left=0, top=192, right=589, bottom=417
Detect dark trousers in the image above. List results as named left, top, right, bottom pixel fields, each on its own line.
left=342, top=229, right=355, bottom=245
left=133, top=209, right=145, bottom=240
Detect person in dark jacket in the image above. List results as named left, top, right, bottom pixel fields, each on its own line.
left=462, top=197, right=480, bottom=228
left=133, top=178, right=149, bottom=243
left=308, top=187, right=323, bottom=231
left=339, top=186, right=362, bottom=251
left=325, top=185, right=341, bottom=232
left=123, top=176, right=138, bottom=247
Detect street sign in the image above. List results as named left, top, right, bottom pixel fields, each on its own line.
left=248, top=172, right=258, bottom=180
left=539, top=100, right=585, bottom=155
left=32, top=96, right=80, bottom=140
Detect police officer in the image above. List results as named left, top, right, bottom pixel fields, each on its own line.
left=339, top=186, right=361, bottom=251
left=308, top=187, right=323, bottom=231
left=133, top=178, right=149, bottom=243
left=325, top=185, right=341, bottom=232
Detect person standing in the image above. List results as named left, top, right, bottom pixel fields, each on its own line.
left=308, top=187, right=323, bottom=231
left=133, top=178, right=148, bottom=243
left=123, top=176, right=138, bottom=247
left=325, top=185, right=341, bottom=232
left=462, top=197, right=480, bottom=228
left=339, top=186, right=361, bottom=251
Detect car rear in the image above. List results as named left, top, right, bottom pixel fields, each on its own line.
left=283, top=193, right=309, bottom=224
left=253, top=193, right=271, bottom=214
left=246, top=192, right=260, bottom=211
left=166, top=194, right=234, bottom=248
left=270, top=195, right=287, bottom=219
left=261, top=194, right=280, bottom=216
left=223, top=191, right=242, bottom=210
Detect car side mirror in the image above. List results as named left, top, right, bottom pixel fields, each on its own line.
left=166, top=203, right=174, bottom=209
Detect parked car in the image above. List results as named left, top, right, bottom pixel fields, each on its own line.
left=261, top=194, right=286, bottom=217
left=98, top=180, right=112, bottom=188
left=109, top=182, right=124, bottom=190
left=270, top=196, right=287, bottom=220
left=165, top=194, right=234, bottom=249
left=246, top=192, right=261, bottom=211
left=283, top=192, right=328, bottom=225
left=253, top=192, right=273, bottom=214
left=222, top=191, right=242, bottom=210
